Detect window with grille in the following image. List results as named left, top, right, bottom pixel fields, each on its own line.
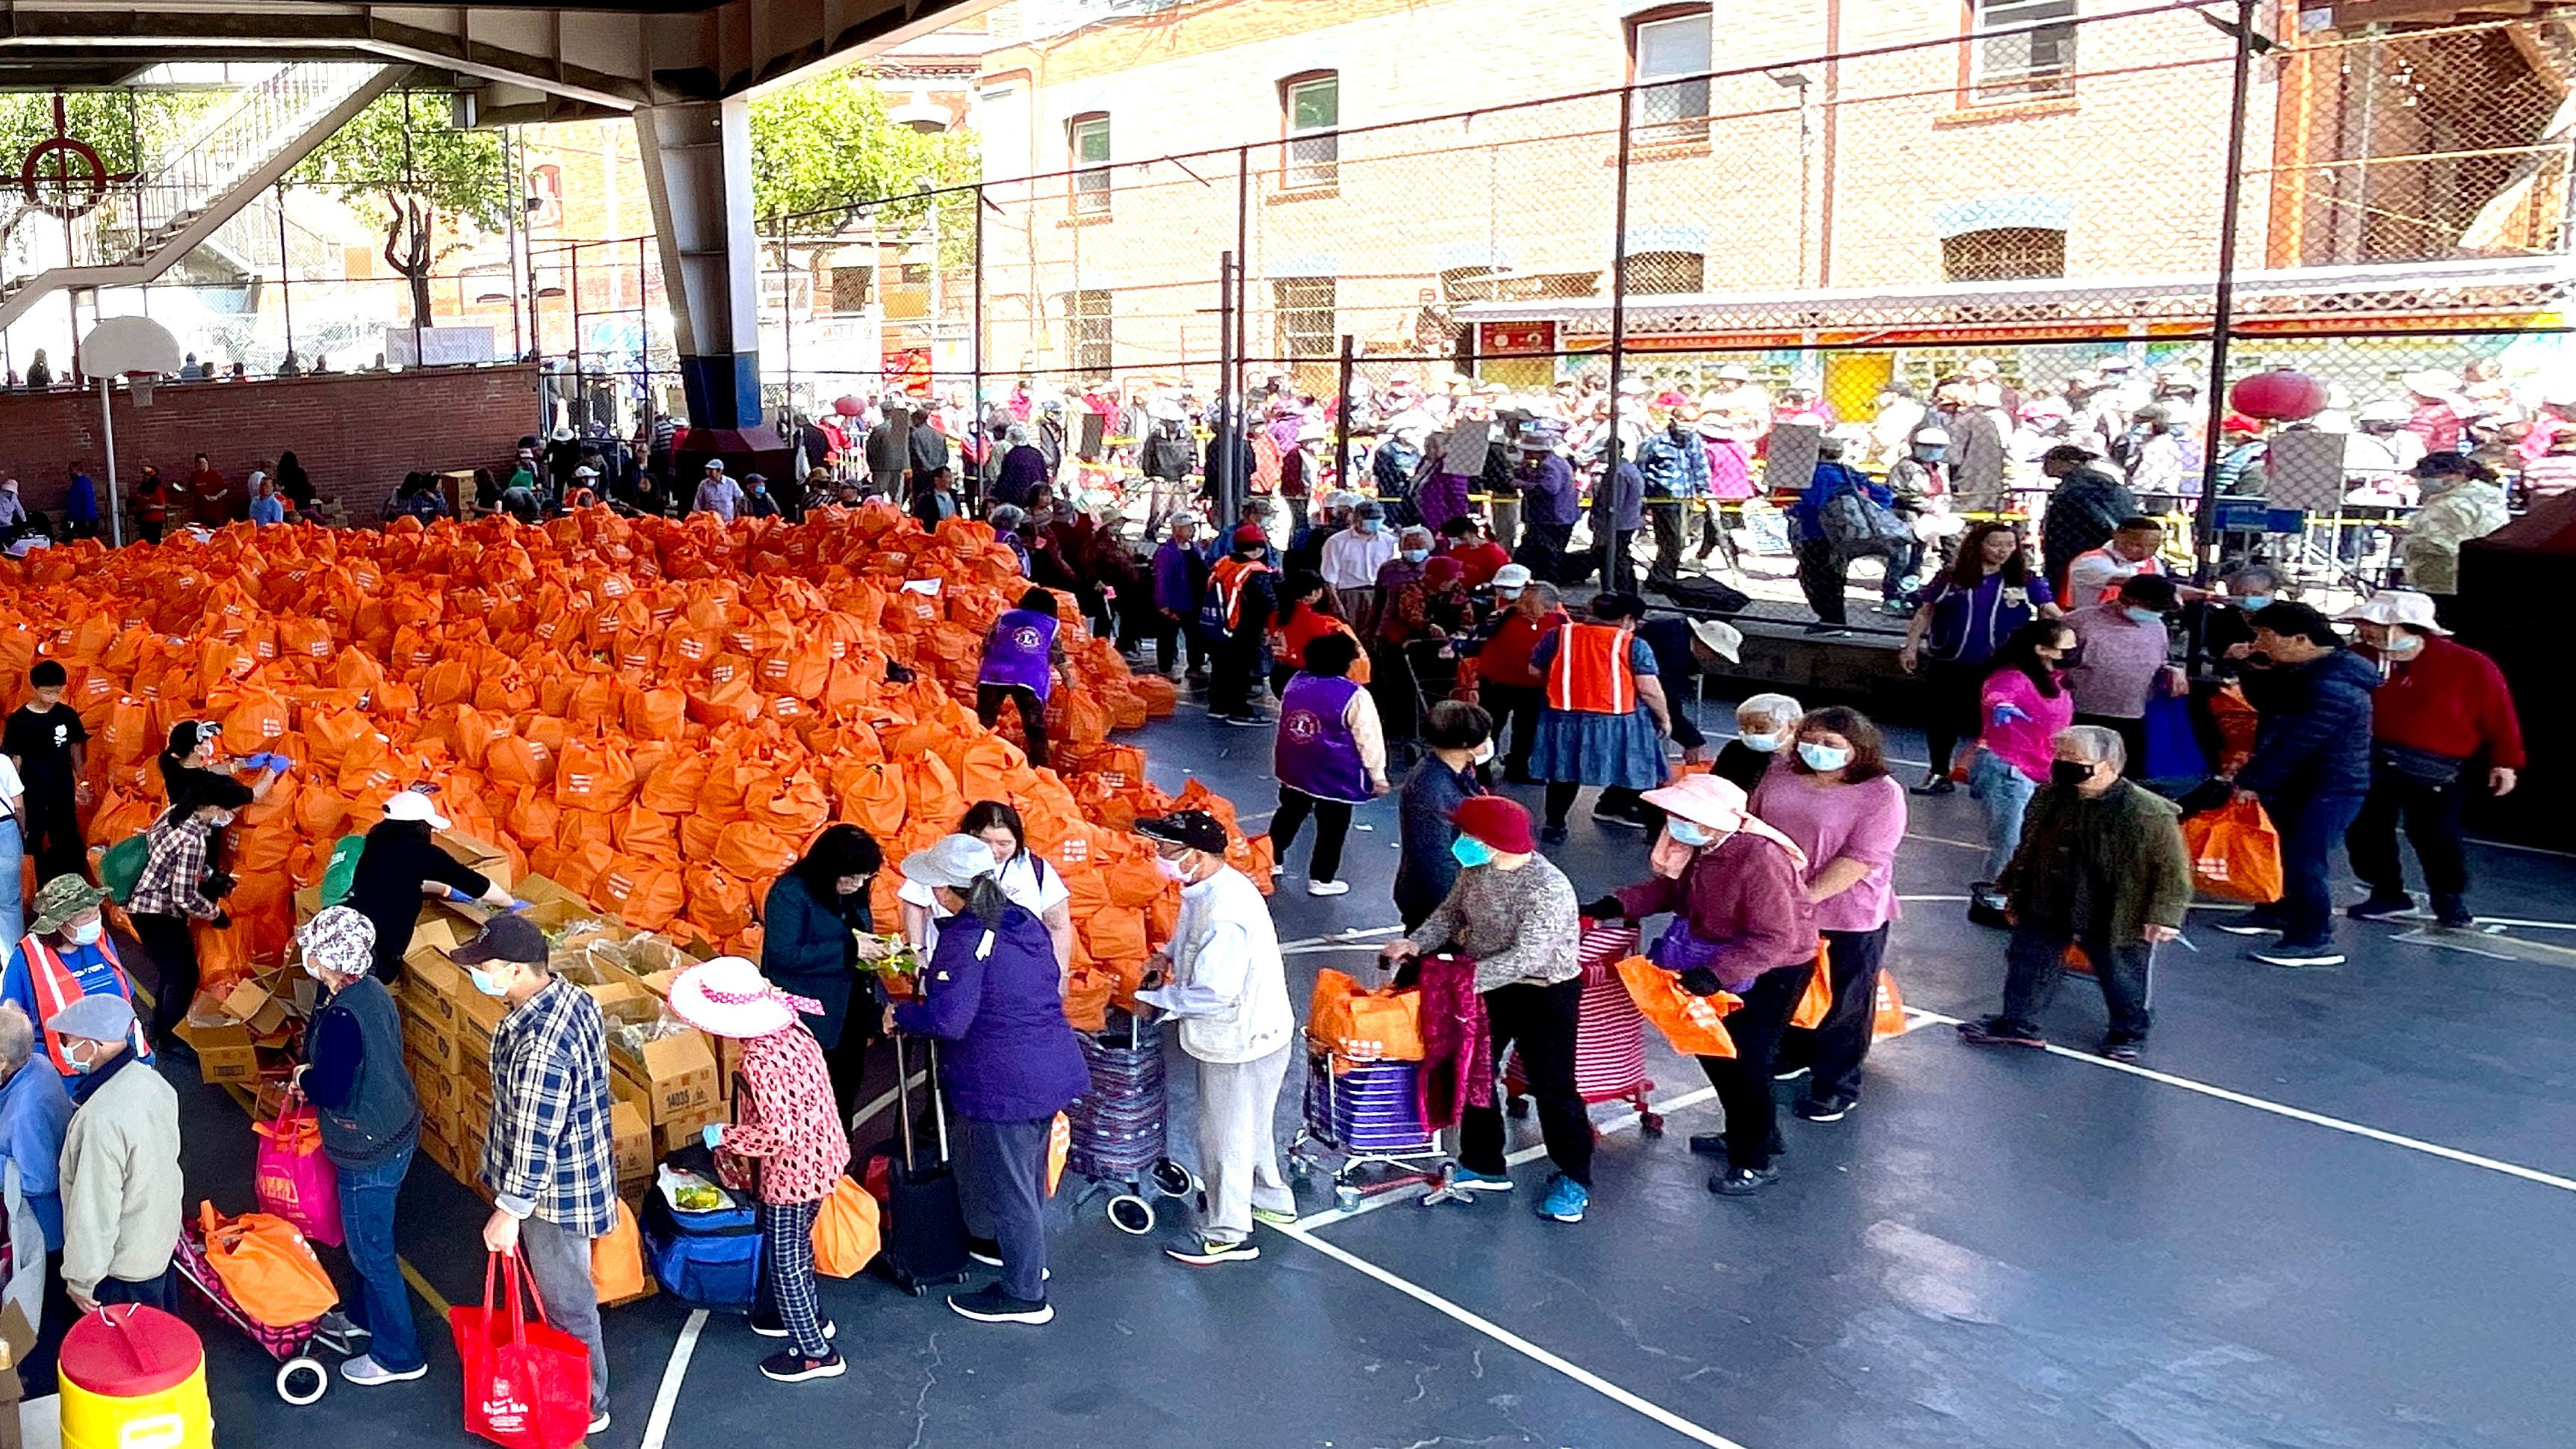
left=1062, top=289, right=1112, bottom=372
left=1069, top=114, right=1110, bottom=215
left=1940, top=226, right=2067, bottom=282
left=1283, top=74, right=1339, bottom=189
left=1274, top=277, right=1335, bottom=359
left=1971, top=0, right=2077, bottom=103
left=1626, top=250, right=1706, bottom=294
left=1631, top=10, right=1713, bottom=139
left=829, top=265, right=873, bottom=314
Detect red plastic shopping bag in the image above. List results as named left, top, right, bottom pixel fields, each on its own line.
left=253, top=1095, right=344, bottom=1246
left=452, top=1250, right=595, bottom=1449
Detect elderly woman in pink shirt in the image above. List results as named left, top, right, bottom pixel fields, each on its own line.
left=1966, top=619, right=2078, bottom=924
left=1752, top=707, right=1909, bottom=1125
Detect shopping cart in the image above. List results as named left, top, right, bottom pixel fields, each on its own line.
left=171, top=1220, right=332, bottom=1405
left=1063, top=1007, right=1198, bottom=1235
left=1289, top=1046, right=1446, bottom=1211
left=1503, top=920, right=1662, bottom=1135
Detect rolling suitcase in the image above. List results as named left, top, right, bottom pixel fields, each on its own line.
left=865, top=1035, right=972, bottom=1295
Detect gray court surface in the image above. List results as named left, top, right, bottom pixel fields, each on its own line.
left=140, top=689, right=2576, bottom=1449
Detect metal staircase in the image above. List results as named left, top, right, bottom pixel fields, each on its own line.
left=0, top=61, right=400, bottom=333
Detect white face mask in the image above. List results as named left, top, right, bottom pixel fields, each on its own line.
left=1155, top=855, right=1192, bottom=883
left=1470, top=741, right=1496, bottom=767
left=66, top=919, right=103, bottom=947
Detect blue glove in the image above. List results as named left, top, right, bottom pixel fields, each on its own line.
left=444, top=886, right=477, bottom=905
left=507, top=898, right=534, bottom=913
left=701, top=1123, right=724, bottom=1150
left=268, top=755, right=295, bottom=774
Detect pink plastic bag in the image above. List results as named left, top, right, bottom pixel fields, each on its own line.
left=254, top=1096, right=344, bottom=1247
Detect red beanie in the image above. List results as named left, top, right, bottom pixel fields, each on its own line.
left=1450, top=795, right=1535, bottom=855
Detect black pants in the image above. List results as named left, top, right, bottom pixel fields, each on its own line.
left=1647, top=501, right=1690, bottom=585
left=2346, top=760, right=2469, bottom=905
left=976, top=683, right=1050, bottom=768
left=1694, top=961, right=1808, bottom=1172
left=1919, top=658, right=1985, bottom=784
left=1270, top=785, right=1353, bottom=883
left=25, top=787, right=87, bottom=886
left=94, top=1267, right=178, bottom=1312
left=1597, top=528, right=1638, bottom=596
left=1482, top=682, right=1543, bottom=782
left=138, top=519, right=165, bottom=546
left=1775, top=924, right=1886, bottom=1106
left=1367, top=642, right=1420, bottom=744
left=1460, top=978, right=1590, bottom=1187
left=1155, top=615, right=1207, bottom=675
left=1211, top=631, right=1263, bottom=715
left=1999, top=922, right=2153, bottom=1041
left=2072, top=712, right=2149, bottom=780
left=1795, top=539, right=1850, bottom=625
left=132, top=911, right=198, bottom=1048
left=1543, top=781, right=1584, bottom=829
left=1514, top=520, right=1574, bottom=583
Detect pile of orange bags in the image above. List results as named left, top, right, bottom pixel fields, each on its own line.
left=0, top=506, right=1260, bottom=999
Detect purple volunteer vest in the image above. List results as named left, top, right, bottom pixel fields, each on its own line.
left=1276, top=673, right=1370, bottom=803
left=979, top=609, right=1059, bottom=698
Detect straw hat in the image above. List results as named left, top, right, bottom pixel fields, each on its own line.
left=668, top=957, right=820, bottom=1040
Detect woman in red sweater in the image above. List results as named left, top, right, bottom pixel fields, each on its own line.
left=2339, top=590, right=2524, bottom=929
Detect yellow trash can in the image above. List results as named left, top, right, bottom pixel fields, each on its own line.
left=58, top=1304, right=214, bottom=1449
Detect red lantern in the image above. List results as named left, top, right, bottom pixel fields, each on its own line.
left=832, top=395, right=863, bottom=418
left=2227, top=368, right=2328, bottom=422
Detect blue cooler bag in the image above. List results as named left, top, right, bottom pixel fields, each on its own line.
left=641, top=1186, right=764, bottom=1309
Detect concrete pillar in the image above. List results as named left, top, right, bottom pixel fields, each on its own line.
left=636, top=98, right=775, bottom=447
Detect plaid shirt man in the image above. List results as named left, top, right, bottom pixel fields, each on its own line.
left=127, top=816, right=221, bottom=920
left=482, top=977, right=616, bottom=1237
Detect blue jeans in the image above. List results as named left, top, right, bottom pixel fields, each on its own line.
left=1966, top=750, right=2037, bottom=886
left=0, top=817, right=21, bottom=951
left=2270, top=791, right=2368, bottom=948
left=336, top=1140, right=423, bottom=1372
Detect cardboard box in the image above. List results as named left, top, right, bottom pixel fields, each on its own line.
left=611, top=1100, right=654, bottom=1184
left=220, top=975, right=295, bottom=1038
left=409, top=910, right=474, bottom=959
left=173, top=1016, right=258, bottom=1084
left=601, top=998, right=717, bottom=1119
left=0, top=1299, right=37, bottom=1443
left=436, top=827, right=513, bottom=884
left=457, top=1017, right=494, bottom=1071
left=402, top=954, right=462, bottom=1026
left=403, top=1014, right=459, bottom=1074
left=293, top=883, right=325, bottom=924
left=656, top=1102, right=725, bottom=1155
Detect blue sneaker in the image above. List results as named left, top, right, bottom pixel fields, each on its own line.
left=1536, top=1174, right=1588, bottom=1224
left=1448, top=1167, right=1514, bottom=1193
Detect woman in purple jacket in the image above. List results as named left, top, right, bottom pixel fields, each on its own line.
left=975, top=588, right=1066, bottom=768
left=888, top=835, right=1088, bottom=1328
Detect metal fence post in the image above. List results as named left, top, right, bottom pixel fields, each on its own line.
left=570, top=241, right=586, bottom=429
left=2191, top=0, right=2261, bottom=581
left=972, top=180, right=987, bottom=457
left=1603, top=81, right=1636, bottom=591
left=1216, top=249, right=1239, bottom=525
left=1336, top=333, right=1356, bottom=501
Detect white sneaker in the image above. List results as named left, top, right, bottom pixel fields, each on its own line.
left=589, top=1412, right=612, bottom=1436
left=339, top=1354, right=426, bottom=1386
left=1305, top=880, right=1350, bottom=897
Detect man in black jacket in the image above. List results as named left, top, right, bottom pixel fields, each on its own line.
left=905, top=407, right=950, bottom=499
left=2216, top=602, right=2379, bottom=968
left=2038, top=445, right=2140, bottom=596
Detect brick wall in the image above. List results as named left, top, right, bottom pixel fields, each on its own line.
left=0, top=364, right=539, bottom=525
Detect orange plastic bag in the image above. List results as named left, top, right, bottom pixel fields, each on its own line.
left=1062, top=962, right=1118, bottom=1033
left=2182, top=797, right=2284, bottom=903
left=589, top=1200, right=648, bottom=1305
left=1874, top=971, right=1910, bottom=1039
left=1306, top=969, right=1425, bottom=1060
left=1614, top=955, right=1739, bottom=1057
left=811, top=1177, right=881, bottom=1279
left=196, top=1200, right=340, bottom=1329
left=556, top=737, right=638, bottom=814
left=1789, top=940, right=1832, bottom=1031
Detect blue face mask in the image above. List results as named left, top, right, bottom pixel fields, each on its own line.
left=1360, top=519, right=1383, bottom=534
left=1402, top=549, right=1431, bottom=565
left=1666, top=820, right=1716, bottom=848
left=1739, top=731, right=1785, bottom=753
left=2236, top=594, right=2273, bottom=611
left=1798, top=741, right=1852, bottom=773
left=2125, top=607, right=2166, bottom=626
left=468, top=966, right=513, bottom=998
left=1451, top=835, right=1496, bottom=869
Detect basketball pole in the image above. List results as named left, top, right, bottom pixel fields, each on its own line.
left=98, top=374, right=123, bottom=548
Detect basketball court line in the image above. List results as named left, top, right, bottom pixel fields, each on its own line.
left=637, top=1309, right=710, bottom=1449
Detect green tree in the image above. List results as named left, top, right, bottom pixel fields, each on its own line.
left=293, top=89, right=509, bottom=330
left=749, top=65, right=977, bottom=244
left=0, top=90, right=220, bottom=250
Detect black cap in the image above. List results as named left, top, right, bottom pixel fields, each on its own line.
left=449, top=912, right=546, bottom=966
left=1136, top=810, right=1229, bottom=855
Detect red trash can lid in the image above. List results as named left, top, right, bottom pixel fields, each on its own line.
left=61, top=1305, right=203, bottom=1397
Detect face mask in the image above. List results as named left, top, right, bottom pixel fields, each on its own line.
left=2050, top=759, right=2096, bottom=788
left=2235, top=594, right=2274, bottom=612
left=1360, top=519, right=1383, bottom=534
left=66, top=919, right=102, bottom=947
left=1797, top=741, right=1851, bottom=773
left=1740, top=731, right=1783, bottom=753
left=1402, top=549, right=1430, bottom=565
left=1470, top=741, right=1496, bottom=767
left=1155, top=855, right=1192, bottom=883
left=2125, top=607, right=2165, bottom=626
left=60, top=1042, right=94, bottom=1074
left=1451, top=835, right=1496, bottom=869
left=468, top=966, right=514, bottom=998
left=1493, top=588, right=1521, bottom=605
left=1666, top=820, right=1716, bottom=848
left=2380, top=634, right=2425, bottom=660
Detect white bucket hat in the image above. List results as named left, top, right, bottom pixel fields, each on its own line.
left=902, top=834, right=1004, bottom=893
left=2338, top=589, right=2450, bottom=636
left=1688, top=617, right=1743, bottom=664
left=668, top=957, right=820, bottom=1039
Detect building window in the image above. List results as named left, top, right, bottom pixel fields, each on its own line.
left=829, top=265, right=873, bottom=314
left=1626, top=250, right=1706, bottom=294
left=1068, top=113, right=1110, bottom=215
left=1274, top=277, right=1335, bottom=358
left=1941, top=226, right=2067, bottom=282
left=1630, top=8, right=1713, bottom=138
left=1063, top=288, right=1112, bottom=372
left=1282, top=72, right=1339, bottom=189
left=1970, top=0, right=2077, bottom=104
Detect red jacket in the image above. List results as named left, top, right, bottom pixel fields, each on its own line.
left=1479, top=608, right=1569, bottom=689
left=1445, top=540, right=1510, bottom=589
left=2371, top=636, right=2525, bottom=769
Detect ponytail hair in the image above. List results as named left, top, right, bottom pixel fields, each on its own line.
left=962, top=874, right=1012, bottom=928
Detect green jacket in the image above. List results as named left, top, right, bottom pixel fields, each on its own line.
left=1997, top=779, right=2193, bottom=937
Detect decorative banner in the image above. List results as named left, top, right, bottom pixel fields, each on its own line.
left=1476, top=321, right=1555, bottom=356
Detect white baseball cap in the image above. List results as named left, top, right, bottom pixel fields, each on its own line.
left=383, top=788, right=451, bottom=830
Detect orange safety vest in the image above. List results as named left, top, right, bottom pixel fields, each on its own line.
left=19, top=933, right=136, bottom=1075
left=1208, top=556, right=1272, bottom=631
left=1544, top=622, right=1637, bottom=714
left=2076, top=548, right=2164, bottom=606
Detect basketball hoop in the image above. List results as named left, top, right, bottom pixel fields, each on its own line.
left=124, top=370, right=155, bottom=407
